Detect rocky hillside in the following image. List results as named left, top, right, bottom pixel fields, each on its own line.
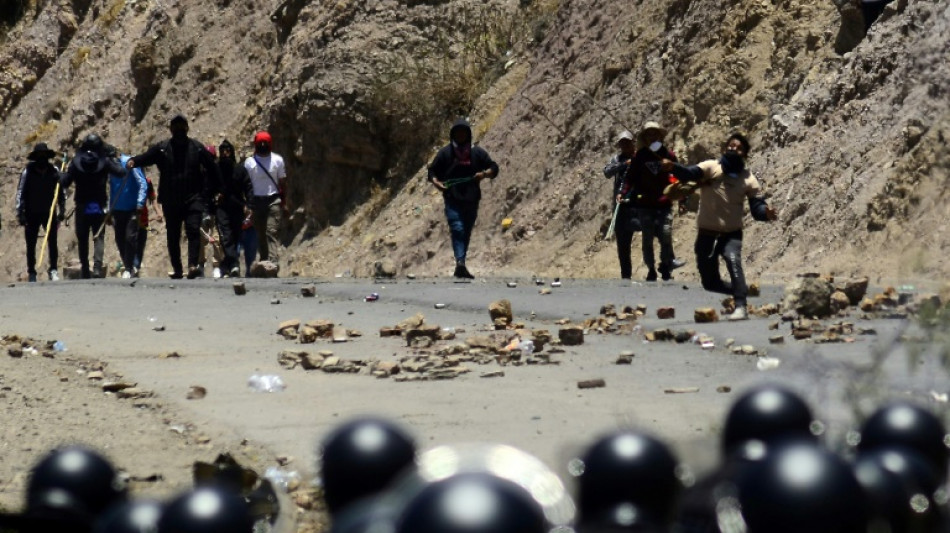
left=0, top=0, right=947, bottom=286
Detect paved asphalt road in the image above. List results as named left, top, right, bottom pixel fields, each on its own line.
left=0, top=275, right=943, bottom=482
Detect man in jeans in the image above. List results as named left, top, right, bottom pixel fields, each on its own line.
left=244, top=131, right=288, bottom=266
left=663, top=133, right=777, bottom=320
left=15, top=143, right=66, bottom=282
left=618, top=122, right=679, bottom=281
left=427, top=119, right=499, bottom=279
left=63, top=134, right=126, bottom=279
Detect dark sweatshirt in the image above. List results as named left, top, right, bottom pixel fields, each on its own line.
left=132, top=136, right=218, bottom=210
left=62, top=150, right=125, bottom=213
left=427, top=119, right=499, bottom=203
left=619, top=146, right=678, bottom=209
left=16, top=161, right=66, bottom=219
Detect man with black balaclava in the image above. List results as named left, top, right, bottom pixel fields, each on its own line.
left=62, top=134, right=126, bottom=279
left=427, top=119, right=499, bottom=279
left=213, top=140, right=254, bottom=278
left=127, top=114, right=219, bottom=279
left=661, top=133, right=777, bottom=321
left=16, top=142, right=66, bottom=282
left=244, top=131, right=288, bottom=267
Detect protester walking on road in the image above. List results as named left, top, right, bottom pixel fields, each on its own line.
left=107, top=147, right=147, bottom=278
left=619, top=122, right=679, bottom=281
left=62, top=134, right=125, bottom=279
left=663, top=133, right=777, bottom=320
left=214, top=140, right=254, bottom=277
left=427, top=119, right=499, bottom=279
left=127, top=114, right=219, bottom=279
left=133, top=175, right=161, bottom=274
left=245, top=131, right=288, bottom=266
left=603, top=130, right=640, bottom=280
left=15, top=143, right=66, bottom=282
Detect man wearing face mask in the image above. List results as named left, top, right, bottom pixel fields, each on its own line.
left=618, top=122, right=680, bottom=281
left=244, top=131, right=289, bottom=266
left=127, top=114, right=219, bottom=279
left=213, top=140, right=254, bottom=278
left=661, top=133, right=777, bottom=321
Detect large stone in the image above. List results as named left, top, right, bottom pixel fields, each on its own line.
left=657, top=307, right=675, bottom=319
left=838, top=277, right=869, bottom=305
left=406, top=324, right=441, bottom=346
left=305, top=320, right=334, bottom=337
left=298, top=326, right=318, bottom=344
left=489, top=299, right=513, bottom=327
left=277, top=319, right=300, bottom=338
left=830, top=290, right=851, bottom=313
left=250, top=261, right=280, bottom=278
left=558, top=326, right=584, bottom=346
left=373, top=258, right=397, bottom=278
left=694, top=308, right=719, bottom=323
left=783, top=276, right=834, bottom=318
left=398, top=313, right=425, bottom=331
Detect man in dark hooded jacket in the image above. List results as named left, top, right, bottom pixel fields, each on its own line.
left=426, top=119, right=499, bottom=279
left=127, top=114, right=219, bottom=279
left=16, top=143, right=66, bottom=282
left=62, top=134, right=126, bottom=279
left=212, top=140, right=254, bottom=277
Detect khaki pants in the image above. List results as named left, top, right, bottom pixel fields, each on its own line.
left=252, top=196, right=282, bottom=262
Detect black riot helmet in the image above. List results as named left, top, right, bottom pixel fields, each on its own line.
left=737, top=440, right=868, bottom=533
left=319, top=417, right=416, bottom=515
left=27, top=445, right=127, bottom=517
left=574, top=430, right=681, bottom=527
left=157, top=485, right=253, bottom=533
left=858, top=402, right=949, bottom=480
left=722, top=384, right=815, bottom=456
left=854, top=448, right=946, bottom=533
left=396, top=472, right=547, bottom=533
left=93, top=500, right=162, bottom=533
left=80, top=134, right=104, bottom=153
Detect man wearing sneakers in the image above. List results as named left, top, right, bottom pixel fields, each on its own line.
left=245, top=131, right=288, bottom=266
left=127, top=114, right=219, bottom=279
left=107, top=146, right=147, bottom=278
left=663, top=133, right=777, bottom=320
left=618, top=122, right=679, bottom=281
left=15, top=143, right=66, bottom=282
left=427, top=119, right=499, bottom=279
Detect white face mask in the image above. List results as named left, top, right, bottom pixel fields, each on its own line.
left=649, top=141, right=663, bottom=152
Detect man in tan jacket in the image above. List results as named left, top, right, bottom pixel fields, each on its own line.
left=662, top=133, right=777, bottom=320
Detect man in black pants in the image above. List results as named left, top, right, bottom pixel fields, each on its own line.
left=212, top=140, right=254, bottom=278
left=15, top=143, right=66, bottom=282
left=603, top=130, right=639, bottom=280
left=663, top=133, right=777, bottom=320
left=127, top=114, right=219, bottom=279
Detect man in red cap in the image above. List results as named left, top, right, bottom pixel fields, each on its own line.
left=243, top=131, right=289, bottom=267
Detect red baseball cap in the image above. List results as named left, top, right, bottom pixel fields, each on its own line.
left=253, top=131, right=272, bottom=145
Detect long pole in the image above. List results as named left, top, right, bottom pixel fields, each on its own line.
left=604, top=201, right=621, bottom=241
left=37, top=152, right=67, bottom=268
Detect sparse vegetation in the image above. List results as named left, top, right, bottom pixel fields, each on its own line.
left=71, top=46, right=92, bottom=71
left=98, top=0, right=126, bottom=28
left=23, top=120, right=57, bottom=145
left=365, top=0, right=558, bottom=183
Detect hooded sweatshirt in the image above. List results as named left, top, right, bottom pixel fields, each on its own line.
left=16, top=160, right=66, bottom=219
left=426, top=119, right=499, bottom=203
left=63, top=149, right=126, bottom=213
left=108, top=155, right=148, bottom=212
left=213, top=140, right=254, bottom=210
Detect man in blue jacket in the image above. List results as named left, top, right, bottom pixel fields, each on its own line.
left=427, top=119, right=499, bottom=279
left=106, top=145, right=147, bottom=278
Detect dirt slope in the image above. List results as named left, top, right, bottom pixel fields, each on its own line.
left=0, top=0, right=947, bottom=286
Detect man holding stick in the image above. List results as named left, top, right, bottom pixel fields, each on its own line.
left=15, top=143, right=66, bottom=282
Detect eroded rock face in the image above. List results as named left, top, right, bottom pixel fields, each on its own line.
left=0, top=0, right=946, bottom=283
